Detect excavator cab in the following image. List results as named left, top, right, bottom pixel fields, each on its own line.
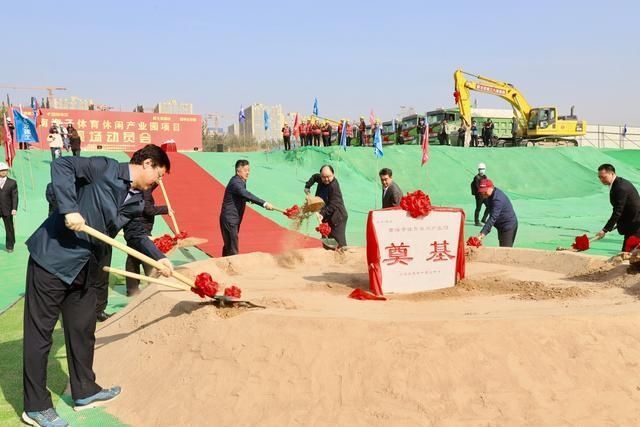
left=528, top=107, right=556, bottom=131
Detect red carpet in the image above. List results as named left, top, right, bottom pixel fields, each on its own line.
left=156, top=152, right=319, bottom=257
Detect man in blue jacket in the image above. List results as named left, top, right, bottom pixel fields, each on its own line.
left=22, top=145, right=174, bottom=427
left=219, top=159, right=273, bottom=256
left=476, top=179, right=518, bottom=247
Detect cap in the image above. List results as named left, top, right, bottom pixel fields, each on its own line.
left=0, top=162, right=9, bottom=171
left=478, top=179, right=494, bottom=192
left=478, top=162, right=486, bottom=170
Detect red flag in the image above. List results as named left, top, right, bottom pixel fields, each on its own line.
left=293, top=113, right=299, bottom=138
left=421, top=123, right=429, bottom=166
left=369, top=109, right=375, bottom=126
left=3, top=114, right=15, bottom=168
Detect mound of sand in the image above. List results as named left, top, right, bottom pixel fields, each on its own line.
left=94, top=247, right=640, bottom=426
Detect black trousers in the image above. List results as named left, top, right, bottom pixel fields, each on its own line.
left=497, top=226, right=518, bottom=247
left=346, top=137, right=352, bottom=147
left=220, top=219, right=240, bottom=256
left=125, top=255, right=154, bottom=294
left=72, top=148, right=81, bottom=157
left=471, top=135, right=478, bottom=147
left=329, top=218, right=348, bottom=248
left=2, top=214, right=15, bottom=250
left=474, top=195, right=489, bottom=224
left=283, top=136, right=291, bottom=151
left=322, top=135, right=330, bottom=146
left=359, top=133, right=365, bottom=146
left=23, top=257, right=102, bottom=411
left=306, top=134, right=312, bottom=147
left=94, top=248, right=112, bottom=314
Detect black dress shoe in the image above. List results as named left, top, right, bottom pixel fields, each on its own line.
left=96, top=311, right=112, bottom=322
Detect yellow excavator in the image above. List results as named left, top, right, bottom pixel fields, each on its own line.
left=454, top=69, right=586, bottom=146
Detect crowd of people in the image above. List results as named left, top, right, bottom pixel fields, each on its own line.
left=47, top=121, right=82, bottom=159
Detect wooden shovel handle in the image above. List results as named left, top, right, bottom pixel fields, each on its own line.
left=158, top=179, right=180, bottom=234
left=103, top=266, right=190, bottom=291
left=80, top=224, right=194, bottom=287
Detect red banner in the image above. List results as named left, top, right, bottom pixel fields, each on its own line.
left=34, top=109, right=202, bottom=151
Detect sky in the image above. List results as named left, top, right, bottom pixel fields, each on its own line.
left=3, top=0, right=639, bottom=128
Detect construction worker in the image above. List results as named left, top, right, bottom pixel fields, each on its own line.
left=470, top=120, right=479, bottom=147
left=358, top=117, right=366, bottom=146
left=321, top=122, right=331, bottom=147
left=483, top=118, right=494, bottom=147
left=345, top=120, right=353, bottom=146
left=281, top=123, right=291, bottom=151
left=470, top=163, right=489, bottom=226
left=305, top=120, right=313, bottom=147
left=417, top=118, right=426, bottom=144
left=438, top=119, right=449, bottom=145
left=312, top=121, right=321, bottom=147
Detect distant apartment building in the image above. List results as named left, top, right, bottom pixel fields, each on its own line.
left=50, top=96, right=94, bottom=110
left=154, top=100, right=193, bottom=115
left=238, top=103, right=285, bottom=142
left=227, top=123, right=238, bottom=136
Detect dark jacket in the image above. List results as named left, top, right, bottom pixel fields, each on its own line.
left=382, top=181, right=403, bottom=208
left=69, top=130, right=82, bottom=150
left=470, top=173, right=487, bottom=196
left=0, top=177, right=18, bottom=216
left=481, top=187, right=518, bottom=235
left=141, top=185, right=169, bottom=235
left=26, top=157, right=165, bottom=284
left=305, top=173, right=348, bottom=224
left=220, top=175, right=265, bottom=225
left=45, top=182, right=57, bottom=215
left=603, top=176, right=640, bottom=236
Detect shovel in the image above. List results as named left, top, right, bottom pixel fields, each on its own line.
left=271, top=205, right=339, bottom=249
left=103, top=266, right=265, bottom=309
left=556, top=234, right=601, bottom=252
left=158, top=178, right=209, bottom=250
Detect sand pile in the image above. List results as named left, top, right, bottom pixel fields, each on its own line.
left=94, top=247, right=640, bottom=426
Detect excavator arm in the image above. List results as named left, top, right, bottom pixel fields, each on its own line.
left=454, top=69, right=531, bottom=133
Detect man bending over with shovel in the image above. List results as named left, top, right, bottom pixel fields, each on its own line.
left=305, top=164, right=349, bottom=249
left=22, top=144, right=174, bottom=427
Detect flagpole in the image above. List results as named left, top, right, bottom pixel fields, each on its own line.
left=26, top=148, right=34, bottom=190
left=17, top=150, right=28, bottom=212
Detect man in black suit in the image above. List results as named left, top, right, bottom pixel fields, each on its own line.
left=379, top=168, right=402, bottom=208
left=0, top=161, right=18, bottom=252
left=21, top=145, right=174, bottom=426
left=305, top=165, right=348, bottom=248
left=219, top=159, right=273, bottom=256
left=596, top=163, right=640, bottom=250
left=125, top=183, right=170, bottom=296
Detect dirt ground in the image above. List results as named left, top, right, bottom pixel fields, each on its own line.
left=94, top=247, right=640, bottom=426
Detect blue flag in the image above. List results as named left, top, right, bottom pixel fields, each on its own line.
left=264, top=110, right=270, bottom=131
left=13, top=108, right=39, bottom=143
left=373, top=124, right=383, bottom=158
left=313, top=98, right=318, bottom=116
left=239, top=105, right=246, bottom=123
left=340, top=122, right=347, bottom=151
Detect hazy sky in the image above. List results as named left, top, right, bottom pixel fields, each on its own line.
left=4, top=0, right=638, bottom=128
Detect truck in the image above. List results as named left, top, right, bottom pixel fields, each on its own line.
left=427, top=107, right=514, bottom=146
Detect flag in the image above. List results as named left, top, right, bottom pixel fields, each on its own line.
left=623, top=124, right=628, bottom=137
left=373, top=123, right=383, bottom=158
left=3, top=114, right=15, bottom=167
left=13, top=108, right=39, bottom=144
left=421, top=123, right=430, bottom=166
left=238, top=105, right=246, bottom=123
left=293, top=113, right=299, bottom=138
left=264, top=110, right=270, bottom=131
left=369, top=109, right=375, bottom=126
left=31, top=97, right=40, bottom=125
left=340, top=122, right=347, bottom=151
left=313, top=98, right=318, bottom=116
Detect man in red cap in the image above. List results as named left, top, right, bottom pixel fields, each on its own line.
left=476, top=178, right=518, bottom=247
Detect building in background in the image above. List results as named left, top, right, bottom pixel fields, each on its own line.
left=50, top=96, right=95, bottom=110
left=227, top=123, right=238, bottom=136
left=238, top=103, right=285, bottom=142
left=154, top=100, right=193, bottom=114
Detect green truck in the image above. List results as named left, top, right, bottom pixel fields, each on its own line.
left=427, top=108, right=515, bottom=146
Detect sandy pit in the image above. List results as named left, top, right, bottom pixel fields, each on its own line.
left=94, top=247, right=640, bottom=426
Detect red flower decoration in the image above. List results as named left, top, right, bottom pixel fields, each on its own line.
left=192, top=272, right=219, bottom=298
left=400, top=190, right=432, bottom=218
left=624, top=235, right=640, bottom=252
left=223, top=285, right=242, bottom=299
left=174, top=231, right=189, bottom=240
left=466, top=236, right=482, bottom=248
left=153, top=234, right=176, bottom=253
left=284, top=205, right=301, bottom=219
left=571, top=234, right=590, bottom=251
left=316, top=222, right=332, bottom=237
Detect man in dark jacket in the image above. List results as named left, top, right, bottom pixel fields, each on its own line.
left=22, top=145, right=173, bottom=426
left=125, top=183, right=170, bottom=296
left=471, top=162, right=489, bottom=226
left=304, top=165, right=348, bottom=248
left=379, top=168, right=402, bottom=208
left=68, top=124, right=82, bottom=156
left=596, top=164, right=640, bottom=250
left=477, top=179, right=518, bottom=247
left=219, top=159, right=273, bottom=256
left=0, top=161, right=18, bottom=252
